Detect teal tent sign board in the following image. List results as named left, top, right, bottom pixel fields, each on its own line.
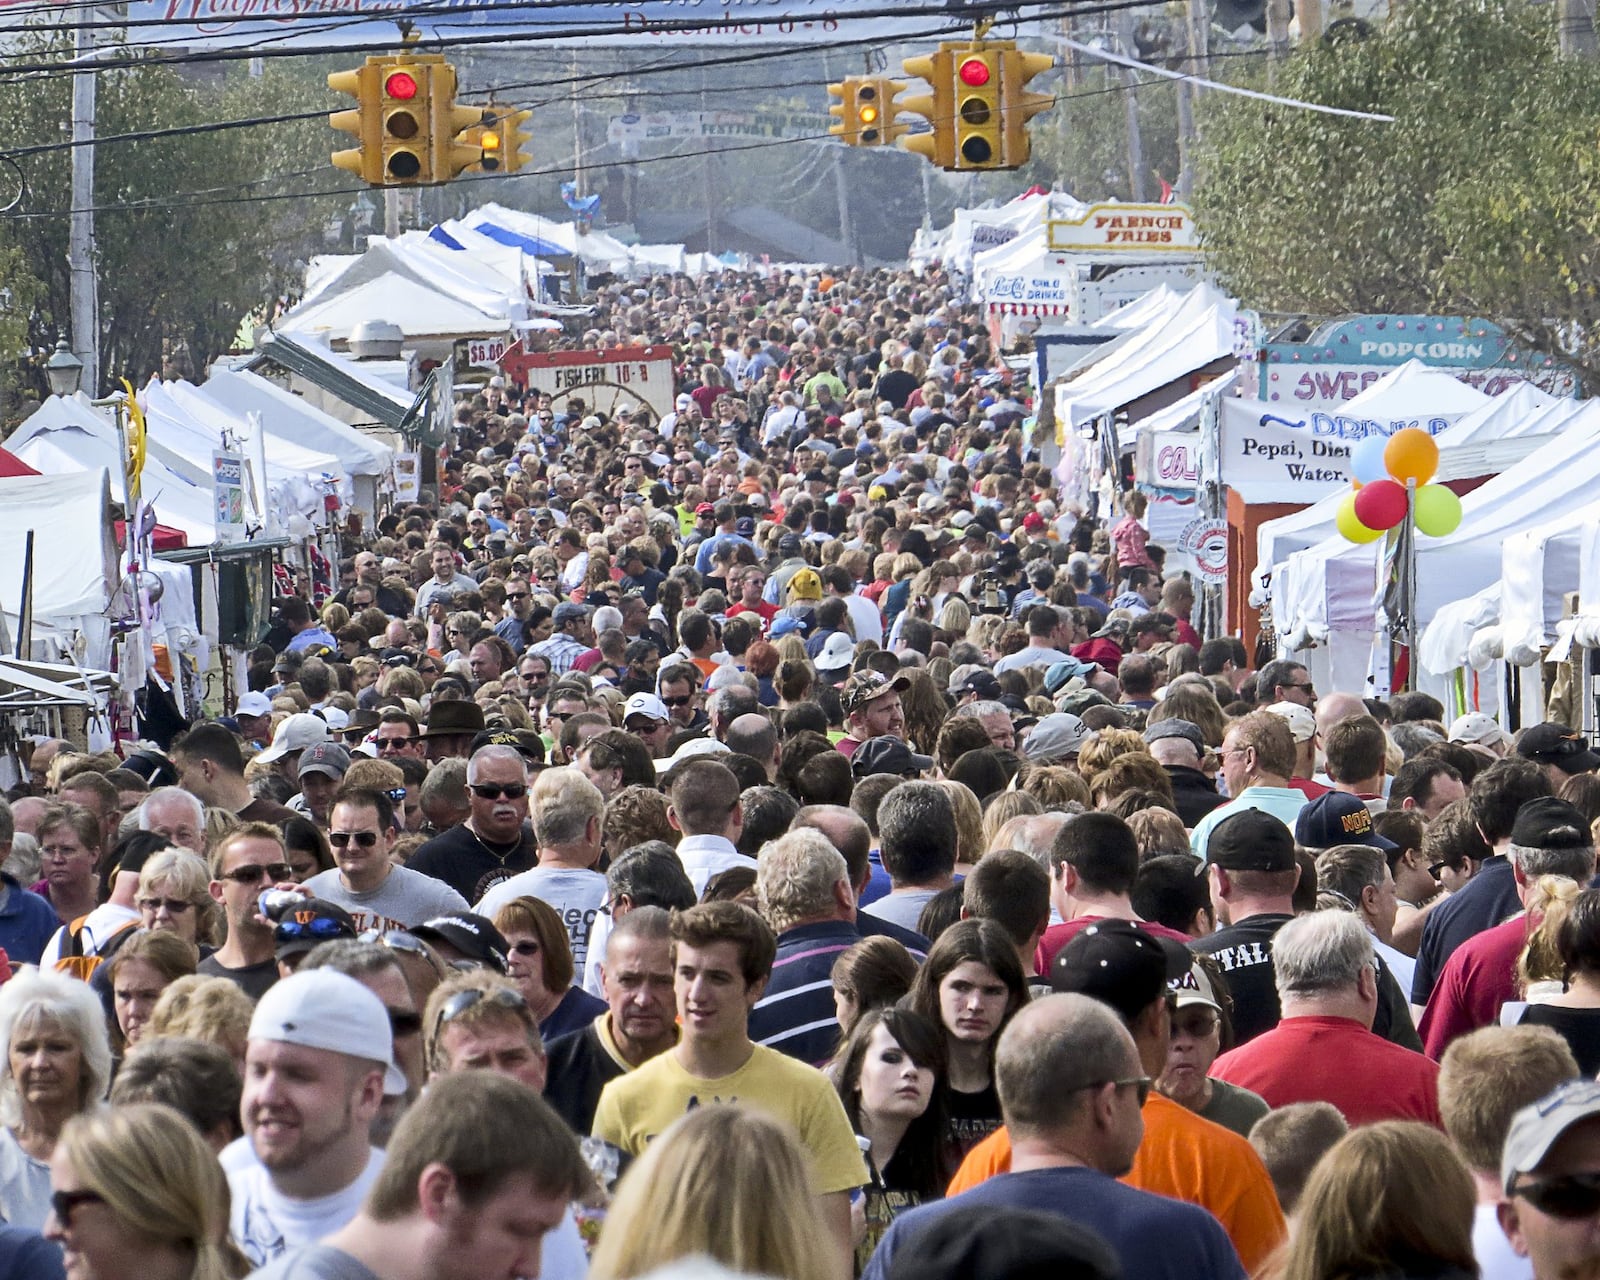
left=1255, top=316, right=1579, bottom=411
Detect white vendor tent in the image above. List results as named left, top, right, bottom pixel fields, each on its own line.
left=6, top=396, right=217, bottom=545
left=298, top=235, right=529, bottom=325
left=1054, top=283, right=1237, bottom=431
left=0, top=469, right=118, bottom=668
left=276, top=273, right=509, bottom=351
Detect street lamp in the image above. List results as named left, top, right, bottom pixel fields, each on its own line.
left=44, top=336, right=83, bottom=397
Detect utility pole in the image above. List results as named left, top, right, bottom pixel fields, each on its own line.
left=1559, top=0, right=1597, bottom=56
left=1186, top=0, right=1211, bottom=83
left=1115, top=11, right=1147, bottom=202
left=1297, top=0, right=1324, bottom=44
left=570, top=51, right=585, bottom=198
left=1266, top=0, right=1293, bottom=62
left=69, top=19, right=99, bottom=397
left=699, top=64, right=716, bottom=253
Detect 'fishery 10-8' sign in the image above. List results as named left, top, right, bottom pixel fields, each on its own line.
left=503, top=347, right=676, bottom=424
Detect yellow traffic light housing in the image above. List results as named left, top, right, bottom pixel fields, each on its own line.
left=898, top=40, right=1056, bottom=171
left=828, top=76, right=909, bottom=147
left=953, top=47, right=1003, bottom=169
left=899, top=48, right=956, bottom=169
left=327, top=63, right=384, bottom=184
left=1000, top=47, right=1056, bottom=167
left=489, top=108, right=533, bottom=172
left=376, top=60, right=428, bottom=182
left=430, top=61, right=488, bottom=182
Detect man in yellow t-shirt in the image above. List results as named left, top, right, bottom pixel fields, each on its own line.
left=593, top=901, right=865, bottom=1276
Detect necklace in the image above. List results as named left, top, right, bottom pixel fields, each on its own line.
left=469, top=824, right=525, bottom=864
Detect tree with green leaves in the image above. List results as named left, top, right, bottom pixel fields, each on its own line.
left=1193, top=0, right=1600, bottom=391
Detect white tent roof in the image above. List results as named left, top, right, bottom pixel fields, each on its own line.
left=1054, top=283, right=1236, bottom=430
left=5, top=396, right=217, bottom=544
left=297, top=236, right=526, bottom=324
left=1092, top=284, right=1190, bottom=331
left=1131, top=368, right=1237, bottom=435
left=1419, top=584, right=1503, bottom=676
left=938, top=190, right=1087, bottom=273
left=190, top=369, right=393, bottom=477
left=277, top=272, right=509, bottom=343
left=0, top=469, right=116, bottom=621
left=461, top=203, right=633, bottom=274
left=1271, top=400, right=1600, bottom=651
left=1334, top=359, right=1491, bottom=419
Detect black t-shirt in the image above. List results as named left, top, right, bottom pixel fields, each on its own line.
left=406, top=821, right=539, bottom=904
left=874, top=369, right=920, bottom=409
left=944, top=1080, right=1002, bottom=1161
left=1192, top=911, right=1420, bottom=1050
left=544, top=1019, right=627, bottom=1135
left=197, top=952, right=278, bottom=1002
left=1190, top=914, right=1290, bottom=1046
left=1519, top=1004, right=1600, bottom=1076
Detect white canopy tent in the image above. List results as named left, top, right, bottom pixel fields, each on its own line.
left=276, top=273, right=509, bottom=352
left=915, top=190, right=1088, bottom=274
left=459, top=203, right=634, bottom=275
left=6, top=396, right=217, bottom=545
left=1054, top=283, right=1237, bottom=431
left=0, top=469, right=118, bottom=667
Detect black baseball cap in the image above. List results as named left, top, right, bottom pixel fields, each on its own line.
left=1511, top=797, right=1594, bottom=850
left=274, top=899, right=359, bottom=959
left=1294, top=792, right=1398, bottom=852
left=955, top=670, right=1003, bottom=701
left=1051, top=919, right=1192, bottom=1023
left=413, top=913, right=511, bottom=973
left=1207, top=809, right=1297, bottom=872
left=1517, top=723, right=1600, bottom=775
left=850, top=735, right=934, bottom=779
left=1143, top=718, right=1205, bottom=753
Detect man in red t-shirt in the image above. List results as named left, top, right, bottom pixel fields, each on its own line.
left=1035, top=812, right=1191, bottom=978
left=1212, top=909, right=1442, bottom=1127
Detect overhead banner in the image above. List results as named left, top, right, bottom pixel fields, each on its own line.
left=608, top=110, right=831, bottom=144
left=125, top=0, right=975, bottom=49
left=1219, top=399, right=1459, bottom=504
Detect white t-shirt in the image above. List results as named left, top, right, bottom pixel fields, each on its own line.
left=0, top=1126, right=51, bottom=1230
left=229, top=1145, right=385, bottom=1268
left=39, top=902, right=140, bottom=966
left=474, top=866, right=608, bottom=972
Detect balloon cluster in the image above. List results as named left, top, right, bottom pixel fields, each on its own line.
left=1334, top=427, right=1464, bottom=544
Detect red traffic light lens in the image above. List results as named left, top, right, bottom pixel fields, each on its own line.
left=958, top=58, right=991, bottom=87
left=384, top=71, right=419, bottom=100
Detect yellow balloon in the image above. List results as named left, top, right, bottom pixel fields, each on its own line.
left=1336, top=492, right=1384, bottom=544
left=1384, top=427, right=1439, bottom=486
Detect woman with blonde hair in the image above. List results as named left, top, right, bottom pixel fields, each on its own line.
left=1275, top=1121, right=1475, bottom=1280
left=45, top=1102, right=248, bottom=1280
left=137, top=849, right=220, bottom=947
left=980, top=791, right=1042, bottom=853
left=588, top=1107, right=838, bottom=1280
left=1076, top=727, right=1149, bottom=778
left=145, top=976, right=254, bottom=1074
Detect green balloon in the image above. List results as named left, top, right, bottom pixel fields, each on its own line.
left=1414, top=484, right=1463, bottom=538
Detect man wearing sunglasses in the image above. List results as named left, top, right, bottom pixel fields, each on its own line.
left=407, top=746, right=538, bottom=905
left=301, top=788, right=467, bottom=935
left=1500, top=1079, right=1600, bottom=1280
left=201, top=823, right=300, bottom=1000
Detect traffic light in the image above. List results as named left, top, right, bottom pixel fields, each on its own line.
left=952, top=46, right=1003, bottom=169
left=828, top=76, right=908, bottom=146
left=376, top=59, right=429, bottom=182
left=487, top=107, right=533, bottom=172
left=899, top=48, right=956, bottom=168
left=898, top=41, right=1056, bottom=171
left=999, top=47, right=1056, bottom=167
left=327, top=62, right=384, bottom=184
left=429, top=61, right=489, bottom=183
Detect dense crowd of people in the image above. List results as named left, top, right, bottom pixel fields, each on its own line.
left=0, top=265, right=1597, bottom=1280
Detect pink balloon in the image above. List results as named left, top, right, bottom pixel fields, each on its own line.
left=1353, top=478, right=1408, bottom=531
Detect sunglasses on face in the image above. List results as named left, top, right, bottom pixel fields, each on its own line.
left=1172, top=1011, right=1220, bottom=1039
left=469, top=783, right=528, bottom=801
left=138, top=897, right=194, bottom=915
left=329, top=831, right=382, bottom=849
left=50, top=1190, right=103, bottom=1226
left=506, top=591, right=531, bottom=601
left=661, top=695, right=693, bottom=708
left=1513, top=1172, right=1600, bottom=1220
left=221, top=863, right=296, bottom=884
left=508, top=940, right=540, bottom=957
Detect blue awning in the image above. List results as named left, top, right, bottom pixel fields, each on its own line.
left=429, top=225, right=465, bottom=250
left=471, top=222, right=568, bottom=259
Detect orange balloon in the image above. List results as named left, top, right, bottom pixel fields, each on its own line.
left=1384, top=427, right=1439, bottom=486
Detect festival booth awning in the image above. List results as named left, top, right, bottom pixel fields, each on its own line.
left=459, top=204, right=634, bottom=276
left=191, top=369, right=394, bottom=478
left=297, top=233, right=529, bottom=324
left=915, top=189, right=1088, bottom=274
left=248, top=333, right=414, bottom=432
left=275, top=272, right=510, bottom=357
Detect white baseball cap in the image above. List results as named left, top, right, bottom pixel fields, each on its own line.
left=1266, top=701, right=1318, bottom=745
left=654, top=736, right=731, bottom=774
left=248, top=969, right=407, bottom=1095
left=235, top=691, right=272, bottom=718
left=1450, top=712, right=1513, bottom=753
left=255, top=712, right=331, bottom=764
left=623, top=692, right=670, bottom=724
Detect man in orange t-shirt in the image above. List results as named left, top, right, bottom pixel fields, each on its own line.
left=949, top=922, right=1286, bottom=1275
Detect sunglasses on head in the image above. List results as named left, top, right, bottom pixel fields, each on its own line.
left=432, top=985, right=531, bottom=1039
left=276, top=916, right=349, bottom=941
left=359, top=928, right=447, bottom=979
left=329, top=831, right=382, bottom=848
left=469, top=783, right=528, bottom=801
left=221, top=863, right=295, bottom=885
left=1513, top=1172, right=1600, bottom=1220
